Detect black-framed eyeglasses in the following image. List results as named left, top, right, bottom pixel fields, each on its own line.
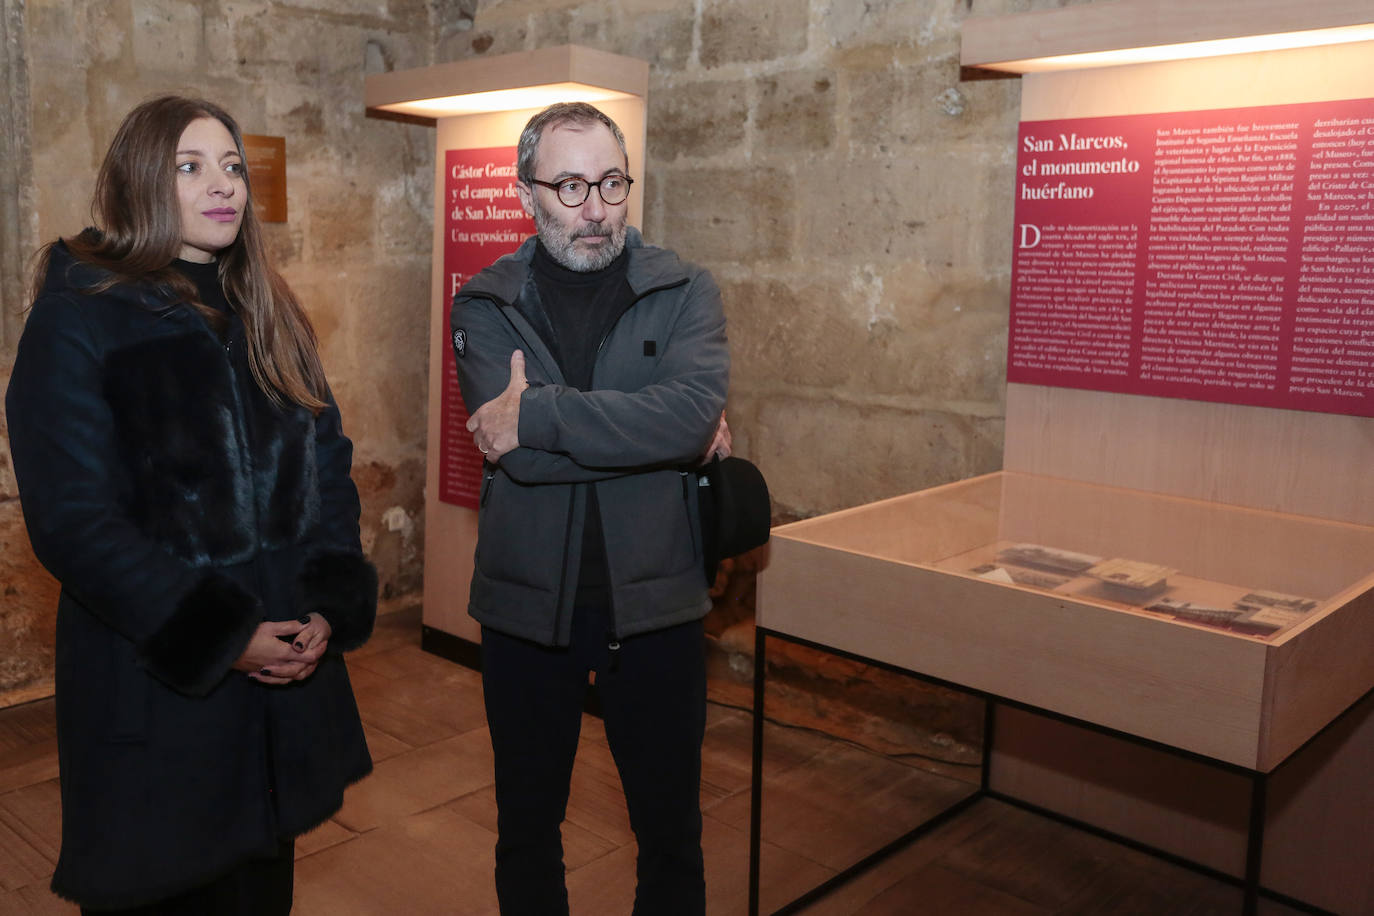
left=528, top=174, right=634, bottom=208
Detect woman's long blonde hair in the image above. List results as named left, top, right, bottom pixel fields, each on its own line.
left=31, top=95, right=327, bottom=413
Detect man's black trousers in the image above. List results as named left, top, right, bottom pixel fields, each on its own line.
left=481, top=602, right=708, bottom=915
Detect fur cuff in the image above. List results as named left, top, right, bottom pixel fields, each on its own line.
left=296, top=552, right=378, bottom=651
left=142, top=573, right=261, bottom=696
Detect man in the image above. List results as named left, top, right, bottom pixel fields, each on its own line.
left=451, top=102, right=730, bottom=915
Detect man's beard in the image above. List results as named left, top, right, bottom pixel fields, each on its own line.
left=532, top=197, right=628, bottom=272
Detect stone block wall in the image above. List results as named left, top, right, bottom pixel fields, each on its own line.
left=1, top=0, right=1086, bottom=705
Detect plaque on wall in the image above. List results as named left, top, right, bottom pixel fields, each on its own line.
left=242, top=134, right=287, bottom=222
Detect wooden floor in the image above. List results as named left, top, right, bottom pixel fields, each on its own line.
left=0, top=607, right=1299, bottom=914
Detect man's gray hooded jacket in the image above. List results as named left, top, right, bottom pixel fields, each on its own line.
left=451, top=228, right=729, bottom=646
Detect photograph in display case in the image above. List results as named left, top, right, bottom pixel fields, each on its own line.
left=1085, top=557, right=1175, bottom=600
left=1235, top=591, right=1319, bottom=614
left=971, top=563, right=1072, bottom=590
left=1145, top=598, right=1282, bottom=638
left=995, top=543, right=1101, bottom=575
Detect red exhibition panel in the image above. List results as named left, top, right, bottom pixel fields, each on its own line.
left=1008, top=97, right=1374, bottom=417
left=438, top=146, right=536, bottom=508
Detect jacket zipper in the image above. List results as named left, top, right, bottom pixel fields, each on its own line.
left=222, top=314, right=277, bottom=820
left=682, top=469, right=701, bottom=558
left=591, top=276, right=691, bottom=652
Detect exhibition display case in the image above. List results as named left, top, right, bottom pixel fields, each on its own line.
left=759, top=469, right=1374, bottom=771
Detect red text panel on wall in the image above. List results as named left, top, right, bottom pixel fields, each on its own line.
left=439, top=146, right=535, bottom=508
left=1009, top=97, right=1374, bottom=417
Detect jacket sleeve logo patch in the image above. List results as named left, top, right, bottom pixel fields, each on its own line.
left=453, top=328, right=467, bottom=358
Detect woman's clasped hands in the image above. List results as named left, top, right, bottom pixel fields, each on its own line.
left=233, top=613, right=333, bottom=684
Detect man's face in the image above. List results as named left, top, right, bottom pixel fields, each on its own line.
left=518, top=122, right=629, bottom=272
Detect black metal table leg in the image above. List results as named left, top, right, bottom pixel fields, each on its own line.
left=1243, top=772, right=1267, bottom=916
left=748, top=625, right=767, bottom=916
left=982, top=700, right=997, bottom=792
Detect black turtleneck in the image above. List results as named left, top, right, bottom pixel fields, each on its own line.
left=530, top=241, right=631, bottom=390
left=529, top=240, right=635, bottom=608
left=171, top=257, right=233, bottom=316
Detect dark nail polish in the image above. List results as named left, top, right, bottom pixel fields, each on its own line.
left=293, top=642, right=304, bottom=650
left=298, top=615, right=312, bottom=624
left=260, top=668, right=271, bottom=675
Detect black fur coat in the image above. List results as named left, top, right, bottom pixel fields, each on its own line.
left=5, top=241, right=377, bottom=909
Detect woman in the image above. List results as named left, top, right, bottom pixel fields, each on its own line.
left=5, top=95, right=376, bottom=914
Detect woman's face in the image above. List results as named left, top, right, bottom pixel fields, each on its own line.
left=175, top=117, right=247, bottom=263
